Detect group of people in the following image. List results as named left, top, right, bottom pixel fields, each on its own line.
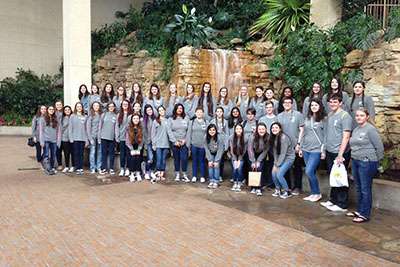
left=31, top=77, right=384, bottom=223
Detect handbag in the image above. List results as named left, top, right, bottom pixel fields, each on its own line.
left=27, top=137, right=35, bottom=147
left=329, top=160, right=349, bottom=187
left=248, top=168, right=262, bottom=187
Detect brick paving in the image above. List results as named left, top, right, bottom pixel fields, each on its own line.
left=0, top=137, right=397, bottom=266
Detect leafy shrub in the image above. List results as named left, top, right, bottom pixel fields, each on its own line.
left=0, top=112, right=30, bottom=126
left=0, top=69, right=63, bottom=118
left=385, top=8, right=400, bottom=41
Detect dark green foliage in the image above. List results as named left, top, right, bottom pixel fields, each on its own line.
left=268, top=13, right=380, bottom=102
left=384, top=8, right=400, bottom=41
left=91, top=22, right=128, bottom=60
left=342, top=0, right=376, bottom=21
left=0, top=69, right=63, bottom=118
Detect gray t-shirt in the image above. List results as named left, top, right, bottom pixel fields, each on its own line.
left=252, top=98, right=266, bottom=120
left=86, top=113, right=100, bottom=143
left=210, top=118, right=229, bottom=150
left=186, top=118, right=208, bottom=148
left=350, top=123, right=383, bottom=162
left=272, top=134, right=295, bottom=167
left=167, top=116, right=189, bottom=144
left=300, top=116, right=326, bottom=153
left=277, top=110, right=304, bottom=148
left=324, top=110, right=352, bottom=154
left=248, top=135, right=269, bottom=164
left=183, top=95, right=199, bottom=119
left=217, top=99, right=233, bottom=120
left=99, top=112, right=118, bottom=141
left=346, top=95, right=375, bottom=129
left=151, top=118, right=170, bottom=149
left=165, top=95, right=182, bottom=118
left=234, top=96, right=253, bottom=121
left=259, top=116, right=277, bottom=134
left=205, top=134, right=224, bottom=162
left=323, top=92, right=350, bottom=113
left=69, top=114, right=88, bottom=142
left=197, top=96, right=217, bottom=121
left=242, top=119, right=257, bottom=140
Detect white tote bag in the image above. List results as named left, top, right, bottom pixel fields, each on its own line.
left=329, top=160, right=349, bottom=187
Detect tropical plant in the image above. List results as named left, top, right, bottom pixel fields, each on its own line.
left=163, top=5, right=217, bottom=48
left=249, top=0, right=311, bottom=44
left=385, top=8, right=400, bottom=41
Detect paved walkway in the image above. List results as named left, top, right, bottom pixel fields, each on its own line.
left=0, top=137, right=399, bottom=265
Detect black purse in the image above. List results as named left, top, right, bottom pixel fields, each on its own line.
left=27, top=137, right=35, bottom=147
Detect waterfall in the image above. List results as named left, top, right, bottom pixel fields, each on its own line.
left=207, top=49, right=243, bottom=96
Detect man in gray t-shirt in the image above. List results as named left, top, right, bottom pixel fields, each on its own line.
left=321, top=93, right=352, bottom=212
left=277, top=97, right=304, bottom=194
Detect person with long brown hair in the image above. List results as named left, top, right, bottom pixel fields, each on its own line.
left=60, top=105, right=75, bottom=173
left=116, top=99, right=133, bottom=177
left=129, top=82, right=144, bottom=107
left=113, top=85, right=127, bottom=114
left=346, top=81, right=375, bottom=129
left=143, top=104, right=157, bottom=180
left=87, top=101, right=103, bottom=173
left=205, top=124, right=224, bottom=189
left=302, top=82, right=323, bottom=117
left=217, top=87, right=232, bottom=120
left=197, top=82, right=216, bottom=121
left=31, top=105, right=47, bottom=169
left=183, top=83, right=198, bottom=119
left=210, top=107, right=229, bottom=182
left=39, top=105, right=61, bottom=173
left=126, top=114, right=144, bottom=182
left=144, top=83, right=165, bottom=117
left=87, top=85, right=101, bottom=114
left=151, top=106, right=169, bottom=181
left=165, top=83, right=182, bottom=118
left=68, top=102, right=88, bottom=175
left=322, top=77, right=350, bottom=113
left=264, top=88, right=279, bottom=115
left=100, top=83, right=115, bottom=112
left=229, top=123, right=246, bottom=191
left=277, top=86, right=298, bottom=114
left=253, top=86, right=266, bottom=120
left=78, top=84, right=90, bottom=114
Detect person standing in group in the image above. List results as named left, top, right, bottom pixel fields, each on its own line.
left=100, top=83, right=115, bottom=112
left=347, top=108, right=383, bottom=223
left=346, top=81, right=375, bottom=129
left=31, top=105, right=47, bottom=170
left=116, top=99, right=133, bottom=177
left=248, top=123, right=269, bottom=196
left=269, top=122, right=295, bottom=199
left=60, top=105, right=75, bottom=173
left=228, top=107, right=243, bottom=137
left=242, top=107, right=258, bottom=185
left=86, top=101, right=102, bottom=174
left=183, top=83, right=198, bottom=120
left=321, top=93, right=352, bottom=212
left=216, top=87, right=232, bottom=120
left=68, top=102, right=88, bottom=175
left=253, top=86, right=266, bottom=120
left=143, top=104, right=157, bottom=180
left=299, top=98, right=327, bottom=202
left=229, top=123, right=247, bottom=192
left=302, top=82, right=324, bottom=117
left=186, top=107, right=208, bottom=183
left=277, top=87, right=298, bottom=114
left=167, top=103, right=190, bottom=182
left=132, top=102, right=142, bottom=116
left=210, top=107, right=229, bottom=181
left=151, top=106, right=169, bottom=181
left=197, top=82, right=216, bottom=121
left=264, top=88, right=279, bottom=115
left=234, top=85, right=252, bottom=121
left=87, top=85, right=101, bottom=114
left=129, top=82, right=144, bottom=108
left=144, top=84, right=165, bottom=118
left=79, top=84, right=90, bottom=114
left=126, top=114, right=144, bottom=183
left=165, top=83, right=182, bottom=118
left=98, top=102, right=118, bottom=175
left=322, top=77, right=350, bottom=113
left=259, top=101, right=277, bottom=134
left=39, top=106, right=61, bottom=173
left=277, top=97, right=304, bottom=195
left=113, top=85, right=127, bottom=114
left=205, top=124, right=224, bottom=189
left=55, top=100, right=64, bottom=171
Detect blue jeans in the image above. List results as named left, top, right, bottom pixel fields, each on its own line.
left=119, top=141, right=130, bottom=170
left=156, top=148, right=168, bottom=171
left=231, top=159, right=244, bottom=183
left=208, top=154, right=220, bottom=182
left=191, top=145, right=206, bottom=178
left=146, top=144, right=155, bottom=172
left=302, top=151, right=321, bottom=194
left=73, top=141, right=85, bottom=170
left=35, top=142, right=42, bottom=163
left=170, top=142, right=188, bottom=172
left=352, top=159, right=378, bottom=218
left=89, top=138, right=101, bottom=171
left=101, top=139, right=114, bottom=170
left=43, top=141, right=57, bottom=169
left=271, top=161, right=293, bottom=190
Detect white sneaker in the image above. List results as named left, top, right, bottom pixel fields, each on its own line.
left=62, top=167, right=69, bottom=173
left=200, top=177, right=206, bottom=183
left=119, top=170, right=124, bottom=177
left=256, top=189, right=262, bottom=196
left=175, top=173, right=180, bottom=181
left=109, top=169, right=115, bottom=175
left=272, top=189, right=281, bottom=197
left=280, top=191, right=292, bottom=199
left=68, top=167, right=75, bottom=173
left=90, top=169, right=96, bottom=174
left=51, top=168, right=57, bottom=174
left=251, top=188, right=256, bottom=194
left=309, top=194, right=322, bottom=203
left=57, top=165, right=63, bottom=171
left=236, top=184, right=242, bottom=192
left=129, top=174, right=135, bottom=182
left=320, top=201, right=334, bottom=207
left=207, top=182, right=213, bottom=188
left=144, top=173, right=150, bottom=180
left=303, top=195, right=313, bottom=201
left=231, top=184, right=237, bottom=191
left=327, top=204, right=348, bottom=212
left=99, top=169, right=107, bottom=175
left=191, top=176, right=197, bottom=183
left=181, top=173, right=190, bottom=183
left=212, top=182, right=218, bottom=189
left=136, top=174, right=142, bottom=182
left=219, top=176, right=223, bottom=182
left=150, top=172, right=157, bottom=180
left=124, top=170, right=130, bottom=177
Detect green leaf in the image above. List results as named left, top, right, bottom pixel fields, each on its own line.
left=182, top=4, right=187, bottom=15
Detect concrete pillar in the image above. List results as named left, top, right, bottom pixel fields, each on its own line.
left=310, top=0, right=343, bottom=29
left=63, top=0, right=91, bottom=106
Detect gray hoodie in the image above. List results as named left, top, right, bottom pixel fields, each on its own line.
left=144, top=97, right=165, bottom=117
left=197, top=96, right=217, bottom=121
left=68, top=114, right=88, bottom=142
left=252, top=98, right=266, bottom=120
left=346, top=95, right=375, bottom=129
left=217, top=99, right=233, bottom=120
left=167, top=116, right=189, bottom=144
left=151, top=118, right=170, bottom=149
left=248, top=135, right=269, bottom=164
left=229, top=134, right=247, bottom=161
left=86, top=113, right=101, bottom=143
left=205, top=134, right=224, bottom=162
left=98, top=112, right=118, bottom=141
left=210, top=118, right=229, bottom=150
left=112, top=96, right=125, bottom=114
left=165, top=95, right=182, bottom=118
left=87, top=94, right=101, bottom=114
left=116, top=113, right=131, bottom=142
left=186, top=118, right=208, bottom=148
left=272, top=134, right=295, bottom=167
left=183, top=95, right=199, bottom=119
left=300, top=117, right=326, bottom=153
left=39, top=117, right=61, bottom=147
left=234, top=96, right=253, bottom=121
left=350, top=123, right=384, bottom=162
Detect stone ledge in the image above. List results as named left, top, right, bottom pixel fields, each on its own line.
left=0, top=126, right=31, bottom=136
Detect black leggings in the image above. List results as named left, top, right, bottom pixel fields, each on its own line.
left=61, top=141, right=75, bottom=168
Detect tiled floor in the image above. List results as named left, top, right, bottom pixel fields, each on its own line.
left=0, top=137, right=398, bottom=265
